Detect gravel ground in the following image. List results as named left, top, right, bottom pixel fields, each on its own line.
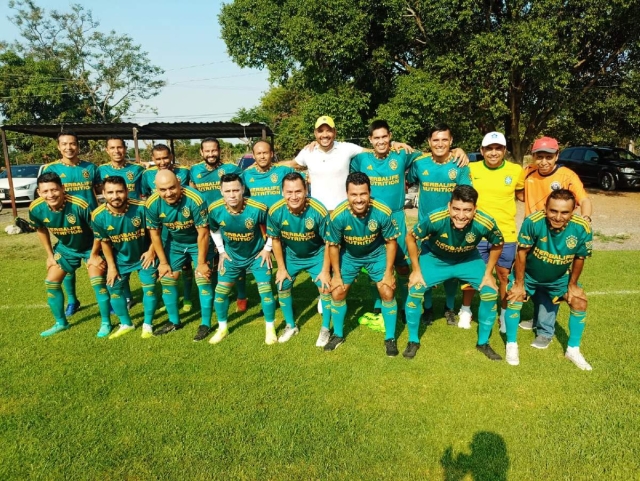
left=2, top=187, right=639, bottom=250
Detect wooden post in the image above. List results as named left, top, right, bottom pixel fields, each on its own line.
left=133, top=127, right=140, bottom=163
left=0, top=129, right=18, bottom=218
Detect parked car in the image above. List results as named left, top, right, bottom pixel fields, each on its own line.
left=467, top=152, right=484, bottom=162
left=558, top=146, right=640, bottom=191
left=237, top=154, right=255, bottom=170
left=0, top=164, right=41, bottom=206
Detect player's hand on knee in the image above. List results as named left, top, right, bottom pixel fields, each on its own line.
left=46, top=256, right=59, bottom=271
left=140, top=251, right=156, bottom=270
left=256, top=249, right=273, bottom=269
left=196, top=262, right=211, bottom=280
left=158, top=262, right=173, bottom=278
left=314, top=270, right=331, bottom=291
left=566, top=283, right=587, bottom=306
left=479, top=274, right=498, bottom=292
left=218, top=253, right=232, bottom=273
left=275, top=269, right=292, bottom=290
left=106, top=267, right=120, bottom=287
left=330, top=275, right=345, bottom=293
left=408, top=271, right=425, bottom=289
left=507, top=284, right=525, bottom=302
left=380, top=272, right=396, bottom=291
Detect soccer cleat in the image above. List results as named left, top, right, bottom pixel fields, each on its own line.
left=96, top=323, right=112, bottom=338
left=373, top=307, right=382, bottom=315
left=108, top=324, right=135, bottom=340
left=193, top=325, right=212, bottom=342
left=565, top=347, right=592, bottom=371
left=182, top=300, right=193, bottom=313
left=457, top=309, right=472, bottom=329
left=153, top=322, right=183, bottom=336
left=476, top=343, right=502, bottom=361
left=65, top=301, right=81, bottom=317
left=519, top=319, right=534, bottom=330
left=315, top=328, right=331, bottom=347
left=505, top=342, right=520, bottom=366
left=531, top=335, right=552, bottom=349
left=278, top=325, right=299, bottom=343
left=421, top=307, right=434, bottom=326
left=403, top=341, right=421, bottom=359
left=236, top=298, right=248, bottom=313
left=126, top=298, right=137, bottom=310
left=208, top=327, right=229, bottom=344
left=265, top=325, right=278, bottom=345
left=445, top=308, right=457, bottom=326
left=141, top=324, right=154, bottom=339
left=385, top=338, right=399, bottom=357
left=317, top=297, right=323, bottom=314
left=40, top=323, right=70, bottom=337
left=323, top=335, right=344, bottom=352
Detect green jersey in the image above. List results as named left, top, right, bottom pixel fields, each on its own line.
left=518, top=211, right=592, bottom=283
left=97, top=162, right=145, bottom=200
left=91, top=199, right=149, bottom=273
left=407, top=155, right=472, bottom=222
left=413, top=208, right=503, bottom=261
left=267, top=197, right=329, bottom=259
left=208, top=198, right=268, bottom=261
left=40, top=160, right=100, bottom=209
left=328, top=199, right=399, bottom=258
left=350, top=150, right=420, bottom=212
left=141, top=165, right=190, bottom=197
left=146, top=186, right=208, bottom=244
left=242, top=164, right=295, bottom=208
left=28, top=194, right=94, bottom=252
left=190, top=161, right=242, bottom=205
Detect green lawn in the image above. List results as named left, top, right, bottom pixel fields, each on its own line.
left=1, top=227, right=638, bottom=480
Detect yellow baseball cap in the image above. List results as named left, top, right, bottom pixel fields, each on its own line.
left=314, top=115, right=335, bottom=129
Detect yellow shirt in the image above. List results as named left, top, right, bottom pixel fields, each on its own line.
left=469, top=160, right=524, bottom=242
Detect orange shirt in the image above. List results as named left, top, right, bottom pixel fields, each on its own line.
left=519, top=165, right=588, bottom=215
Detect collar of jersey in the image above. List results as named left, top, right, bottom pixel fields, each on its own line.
left=204, top=161, right=222, bottom=172
left=482, top=160, right=506, bottom=171
left=535, top=165, right=560, bottom=178
left=547, top=218, right=569, bottom=233
left=254, top=164, right=275, bottom=174
left=108, top=162, right=129, bottom=170
left=47, top=196, right=67, bottom=212
left=286, top=198, right=309, bottom=216
left=348, top=201, right=371, bottom=218
left=225, top=198, right=247, bottom=215
left=106, top=201, right=130, bottom=216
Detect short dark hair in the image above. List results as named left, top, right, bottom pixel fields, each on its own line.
left=429, top=123, right=452, bottom=138
left=103, top=175, right=127, bottom=190
left=368, top=119, right=390, bottom=136
left=106, top=136, right=126, bottom=147
left=346, top=171, right=370, bottom=192
left=151, top=144, right=172, bottom=156
left=282, top=171, right=307, bottom=189
left=57, top=130, right=78, bottom=144
left=200, top=137, right=220, bottom=150
left=252, top=140, right=273, bottom=153
left=546, top=188, right=576, bottom=208
left=451, top=185, right=478, bottom=205
left=220, top=173, right=243, bottom=186
left=38, top=172, right=63, bottom=187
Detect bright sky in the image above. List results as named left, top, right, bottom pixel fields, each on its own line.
left=0, top=0, right=270, bottom=124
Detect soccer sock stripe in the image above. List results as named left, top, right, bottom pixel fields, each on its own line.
left=196, top=277, right=213, bottom=327
left=62, top=272, right=78, bottom=304
left=444, top=278, right=458, bottom=310
left=257, top=282, right=276, bottom=323
left=406, top=285, right=426, bottom=343
left=321, top=293, right=332, bottom=329
left=505, top=301, right=523, bottom=343
left=90, top=276, right=112, bottom=325
left=214, top=284, right=232, bottom=323
left=568, top=309, right=587, bottom=348
left=381, top=299, right=398, bottom=341
left=45, top=280, right=67, bottom=325
left=278, top=289, right=295, bottom=327
left=330, top=299, right=347, bottom=338
left=141, top=283, right=158, bottom=325
left=160, top=277, right=180, bottom=325
left=477, top=286, right=498, bottom=345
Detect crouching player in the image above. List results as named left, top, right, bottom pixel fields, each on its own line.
left=91, top=176, right=159, bottom=339
left=267, top=172, right=332, bottom=345
left=325, top=172, right=400, bottom=355
left=504, top=189, right=592, bottom=370
left=208, top=173, right=277, bottom=345
left=29, top=172, right=112, bottom=337
left=405, top=185, right=504, bottom=360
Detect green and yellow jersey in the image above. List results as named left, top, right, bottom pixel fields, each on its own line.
left=141, top=165, right=190, bottom=197
left=145, top=186, right=208, bottom=245
left=242, top=164, right=295, bottom=209
left=97, top=162, right=145, bottom=200
left=190, top=161, right=242, bottom=205
left=40, top=160, right=100, bottom=209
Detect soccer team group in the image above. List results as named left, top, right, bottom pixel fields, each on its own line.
left=28, top=115, right=594, bottom=370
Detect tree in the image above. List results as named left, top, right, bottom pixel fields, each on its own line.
left=220, top=0, right=640, bottom=161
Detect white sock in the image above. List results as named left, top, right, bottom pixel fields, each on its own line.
left=265, top=321, right=275, bottom=330
left=218, top=321, right=228, bottom=331
left=460, top=305, right=472, bottom=314
left=500, top=310, right=506, bottom=323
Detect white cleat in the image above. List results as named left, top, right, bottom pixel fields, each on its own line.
left=278, top=325, right=299, bottom=343
left=265, top=325, right=278, bottom=345
left=565, top=347, right=592, bottom=371
left=315, top=328, right=331, bottom=347
left=209, top=328, right=229, bottom=345
left=457, top=310, right=472, bottom=329
left=519, top=319, right=534, bottom=330
left=505, top=342, right=520, bottom=366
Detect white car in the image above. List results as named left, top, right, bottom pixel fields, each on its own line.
left=0, top=164, right=41, bottom=206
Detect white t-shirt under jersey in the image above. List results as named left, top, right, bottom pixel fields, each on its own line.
left=295, top=141, right=363, bottom=210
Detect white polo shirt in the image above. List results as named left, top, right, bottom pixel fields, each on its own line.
left=295, top=141, right=363, bottom=210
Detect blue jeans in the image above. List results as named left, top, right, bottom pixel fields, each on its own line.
left=532, top=290, right=559, bottom=338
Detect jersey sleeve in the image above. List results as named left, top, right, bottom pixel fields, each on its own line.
left=483, top=219, right=504, bottom=246
left=28, top=206, right=45, bottom=229
left=294, top=149, right=308, bottom=167
left=91, top=212, right=108, bottom=241
left=381, top=213, right=400, bottom=241
left=349, top=153, right=362, bottom=173
left=191, top=197, right=209, bottom=229
left=140, top=173, right=151, bottom=197
left=517, top=217, right=536, bottom=248
left=266, top=209, right=280, bottom=238
left=326, top=216, right=343, bottom=246
left=91, top=164, right=101, bottom=186
left=575, top=223, right=593, bottom=258
left=514, top=164, right=525, bottom=190
left=208, top=205, right=220, bottom=232
left=345, top=142, right=364, bottom=159
left=145, top=201, right=161, bottom=230
left=567, top=170, right=588, bottom=204
left=405, top=151, right=422, bottom=171
left=458, top=165, right=473, bottom=186
left=407, top=159, right=418, bottom=184
left=411, top=217, right=432, bottom=241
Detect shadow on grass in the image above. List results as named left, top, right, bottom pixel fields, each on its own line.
left=440, top=431, right=509, bottom=481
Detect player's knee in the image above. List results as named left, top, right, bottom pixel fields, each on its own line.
left=377, top=285, right=394, bottom=302
left=569, top=297, right=587, bottom=311
left=331, top=288, right=347, bottom=302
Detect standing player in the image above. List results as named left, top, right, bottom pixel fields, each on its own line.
left=404, top=185, right=504, bottom=360
left=325, top=172, right=400, bottom=355
left=29, top=172, right=112, bottom=337
left=146, top=170, right=215, bottom=341
left=267, top=172, right=332, bottom=345
left=407, top=124, right=473, bottom=325
left=207, top=174, right=277, bottom=345
left=457, top=132, right=524, bottom=331
left=504, top=190, right=592, bottom=369
left=92, top=176, right=159, bottom=339
left=40, top=131, right=101, bottom=318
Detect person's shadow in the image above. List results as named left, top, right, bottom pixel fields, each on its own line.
left=441, top=431, right=509, bottom=481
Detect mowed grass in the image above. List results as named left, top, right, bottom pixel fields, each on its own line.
left=1, top=227, right=639, bottom=480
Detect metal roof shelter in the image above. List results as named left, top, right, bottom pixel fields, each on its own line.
left=0, top=121, right=273, bottom=217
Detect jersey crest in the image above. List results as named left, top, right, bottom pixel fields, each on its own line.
left=389, top=160, right=398, bottom=171
left=126, top=171, right=135, bottom=181
left=550, top=181, right=562, bottom=190
left=66, top=214, right=77, bottom=225
left=270, top=173, right=279, bottom=183
left=131, top=216, right=142, bottom=228
left=305, top=217, right=314, bottom=229
left=82, top=170, right=90, bottom=179
left=368, top=219, right=378, bottom=232
left=245, top=217, right=255, bottom=229
left=448, top=169, right=457, bottom=180
left=182, top=206, right=191, bottom=218
left=505, top=175, right=512, bottom=185
left=465, top=232, right=476, bottom=243
left=566, top=235, right=578, bottom=249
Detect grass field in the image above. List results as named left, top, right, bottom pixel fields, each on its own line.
left=1, top=226, right=639, bottom=480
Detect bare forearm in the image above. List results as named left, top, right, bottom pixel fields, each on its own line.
left=579, top=198, right=593, bottom=218
left=36, top=229, right=55, bottom=258
left=485, top=245, right=502, bottom=275
left=149, top=230, right=168, bottom=264
left=385, top=240, right=397, bottom=274
left=329, top=245, right=341, bottom=275
left=197, top=228, right=210, bottom=265
left=569, top=258, right=585, bottom=285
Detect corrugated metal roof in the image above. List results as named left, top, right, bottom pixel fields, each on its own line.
left=0, top=123, right=144, bottom=140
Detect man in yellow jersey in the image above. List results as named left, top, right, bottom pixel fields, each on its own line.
left=457, top=132, right=524, bottom=332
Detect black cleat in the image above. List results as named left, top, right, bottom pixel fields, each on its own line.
left=324, top=335, right=345, bottom=352
left=385, top=338, right=399, bottom=357
left=193, top=324, right=212, bottom=342
left=445, top=308, right=457, bottom=326
left=374, top=307, right=382, bottom=315
left=476, top=343, right=502, bottom=361
left=153, top=322, right=183, bottom=336
left=403, top=341, right=421, bottom=359
left=421, top=307, right=434, bottom=326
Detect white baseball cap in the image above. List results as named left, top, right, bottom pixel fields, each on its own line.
left=481, top=132, right=507, bottom=147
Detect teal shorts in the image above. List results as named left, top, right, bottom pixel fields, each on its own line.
left=165, top=238, right=215, bottom=272
left=53, top=243, right=92, bottom=274
left=218, top=253, right=272, bottom=284
left=419, top=251, right=486, bottom=290
left=507, top=272, right=574, bottom=304
left=280, top=249, right=325, bottom=290
left=392, top=210, right=409, bottom=268
left=340, top=250, right=388, bottom=285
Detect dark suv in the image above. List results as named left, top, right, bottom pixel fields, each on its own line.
left=558, top=146, right=640, bottom=191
